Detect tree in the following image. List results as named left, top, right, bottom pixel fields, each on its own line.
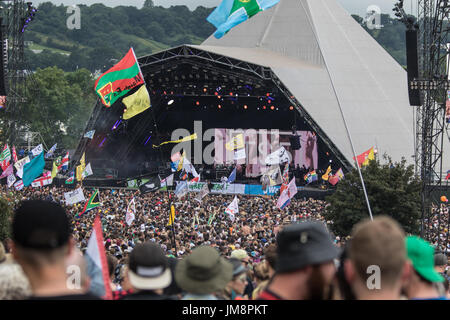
left=0, top=197, right=13, bottom=242
left=323, top=156, right=421, bottom=237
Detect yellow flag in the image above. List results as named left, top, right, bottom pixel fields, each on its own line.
left=168, top=205, right=175, bottom=226
left=152, top=133, right=197, bottom=148
left=322, top=166, right=332, bottom=181
left=77, top=152, right=86, bottom=181
left=362, top=147, right=375, bottom=166
left=225, top=134, right=244, bottom=151
left=177, top=151, right=185, bottom=171
left=51, top=162, right=59, bottom=178
left=122, top=85, right=151, bottom=120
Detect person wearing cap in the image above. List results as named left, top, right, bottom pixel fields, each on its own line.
left=230, top=249, right=254, bottom=299
left=175, top=246, right=233, bottom=300
left=258, top=221, right=338, bottom=300
left=402, top=236, right=446, bottom=300
left=344, top=216, right=409, bottom=300
left=11, top=200, right=100, bottom=300
left=120, top=242, right=176, bottom=300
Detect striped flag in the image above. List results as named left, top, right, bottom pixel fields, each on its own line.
left=14, top=180, right=24, bottom=191
left=31, top=171, right=53, bottom=188
left=78, top=189, right=100, bottom=217
left=0, top=144, right=11, bottom=170
left=12, top=146, right=18, bottom=163
left=276, top=178, right=297, bottom=209
left=279, top=163, right=289, bottom=195
left=65, top=171, right=75, bottom=185
left=85, top=215, right=113, bottom=299
left=60, top=152, right=69, bottom=171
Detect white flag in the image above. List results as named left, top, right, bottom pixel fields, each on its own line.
left=7, top=174, right=16, bottom=188
left=14, top=180, right=24, bottom=191
left=14, top=156, right=30, bottom=178
left=234, top=148, right=246, bottom=160
left=265, top=146, right=292, bottom=165
left=194, top=183, right=209, bottom=203
left=225, top=196, right=239, bottom=222
left=182, top=157, right=199, bottom=178
left=126, top=198, right=136, bottom=226
left=31, top=171, right=53, bottom=188
left=64, top=187, right=85, bottom=206
left=31, top=144, right=43, bottom=157
left=82, top=163, right=93, bottom=178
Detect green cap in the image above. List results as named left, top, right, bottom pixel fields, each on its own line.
left=406, top=236, right=444, bottom=283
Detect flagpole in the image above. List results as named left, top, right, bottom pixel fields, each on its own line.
left=167, top=192, right=178, bottom=258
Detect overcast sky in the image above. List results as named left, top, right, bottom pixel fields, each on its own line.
left=33, top=0, right=417, bottom=17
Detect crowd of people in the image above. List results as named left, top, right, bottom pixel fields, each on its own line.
left=0, top=184, right=449, bottom=300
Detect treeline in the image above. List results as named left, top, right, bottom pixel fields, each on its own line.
left=23, top=2, right=409, bottom=73
left=25, top=2, right=215, bottom=72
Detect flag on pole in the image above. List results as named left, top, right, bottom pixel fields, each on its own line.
left=329, top=174, right=339, bottom=186
left=0, top=164, right=13, bottom=179
left=95, top=47, right=144, bottom=107
left=82, top=163, right=93, bottom=179
left=304, top=170, right=318, bottom=184
left=51, top=157, right=62, bottom=178
left=14, top=180, right=24, bottom=191
left=12, top=146, right=18, bottom=163
left=279, top=163, right=289, bottom=195
left=45, top=143, right=57, bottom=159
left=65, top=171, right=75, bottom=184
left=7, top=174, right=16, bottom=188
left=31, top=144, right=43, bottom=157
left=225, top=196, right=239, bottom=222
left=207, top=0, right=280, bottom=39
left=354, top=147, right=375, bottom=167
left=125, top=198, right=136, bottom=226
left=78, top=189, right=100, bottom=217
left=76, top=153, right=86, bottom=181
left=182, top=155, right=199, bottom=179
left=152, top=133, right=197, bottom=148
left=31, top=171, right=53, bottom=188
left=22, top=151, right=45, bottom=187
left=194, top=183, right=209, bottom=203
left=14, top=156, right=30, bottom=179
left=64, top=188, right=85, bottom=205
left=276, top=178, right=297, bottom=209
left=60, top=152, right=69, bottom=171
left=84, top=130, right=96, bottom=139
left=265, top=146, right=291, bottom=165
left=168, top=205, right=176, bottom=226
left=0, top=144, right=11, bottom=170
left=262, top=166, right=282, bottom=186
left=227, top=167, right=236, bottom=184
left=122, top=84, right=151, bottom=120
left=85, top=215, right=113, bottom=300
left=322, top=166, right=332, bottom=181
left=174, top=181, right=188, bottom=199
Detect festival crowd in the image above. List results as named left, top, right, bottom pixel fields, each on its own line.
left=0, top=184, right=449, bottom=300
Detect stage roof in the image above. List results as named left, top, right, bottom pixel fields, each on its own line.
left=198, top=0, right=450, bottom=175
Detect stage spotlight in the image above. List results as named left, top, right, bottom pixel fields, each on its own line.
left=266, top=93, right=270, bottom=97
left=244, top=105, right=248, bottom=109
left=167, top=99, right=174, bottom=105
left=289, top=106, right=294, bottom=110
left=203, top=88, right=207, bottom=92
left=263, top=106, right=266, bottom=110
left=215, top=92, right=218, bottom=96
left=218, top=105, right=222, bottom=109
left=270, top=106, right=275, bottom=110
left=230, top=92, right=233, bottom=96
left=196, top=101, right=200, bottom=106
left=268, top=100, right=271, bottom=104
left=218, top=95, right=221, bottom=99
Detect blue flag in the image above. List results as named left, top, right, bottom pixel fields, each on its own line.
left=84, top=130, right=95, bottom=139
left=22, top=151, right=45, bottom=187
left=45, top=143, right=57, bottom=159
left=207, top=0, right=280, bottom=39
left=227, top=167, right=236, bottom=184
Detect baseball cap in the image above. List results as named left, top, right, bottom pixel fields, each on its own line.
left=128, top=242, right=172, bottom=291
left=406, top=236, right=444, bottom=283
left=276, top=221, right=338, bottom=273
left=12, top=200, right=71, bottom=250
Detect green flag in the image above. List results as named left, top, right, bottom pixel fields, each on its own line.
left=78, top=189, right=100, bottom=217
left=94, top=48, right=144, bottom=107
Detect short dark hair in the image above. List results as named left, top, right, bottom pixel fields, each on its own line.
left=107, top=254, right=118, bottom=277
left=264, top=244, right=277, bottom=269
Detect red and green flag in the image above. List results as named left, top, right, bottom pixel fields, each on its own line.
left=94, top=48, right=144, bottom=107
left=78, top=189, right=100, bottom=217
